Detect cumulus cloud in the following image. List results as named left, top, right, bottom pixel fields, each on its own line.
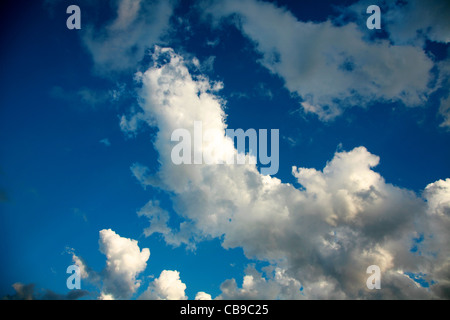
left=424, top=178, right=450, bottom=216
left=140, top=270, right=187, bottom=300
left=421, top=179, right=450, bottom=298
left=203, top=0, right=443, bottom=121
left=98, top=229, right=150, bottom=299
left=124, top=46, right=450, bottom=299
left=60, top=231, right=193, bottom=300
left=195, top=291, right=212, bottom=300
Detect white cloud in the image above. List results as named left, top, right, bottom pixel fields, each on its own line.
left=98, top=292, right=115, bottom=300
left=125, top=46, right=450, bottom=299
left=204, top=0, right=437, bottom=121
left=140, top=270, right=187, bottom=300
left=195, top=291, right=212, bottom=300
left=99, top=229, right=150, bottom=299
left=424, top=178, right=450, bottom=217
left=421, top=178, right=450, bottom=298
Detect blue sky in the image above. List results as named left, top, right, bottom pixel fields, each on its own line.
left=1, top=0, right=449, bottom=300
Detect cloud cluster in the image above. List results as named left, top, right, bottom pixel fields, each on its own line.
left=204, top=0, right=448, bottom=121
left=98, top=229, right=150, bottom=299
left=45, top=0, right=450, bottom=299
left=3, top=229, right=194, bottom=300
left=93, top=229, right=196, bottom=300
left=123, top=46, right=450, bottom=299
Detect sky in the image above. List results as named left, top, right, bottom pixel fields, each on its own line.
left=0, top=0, right=449, bottom=300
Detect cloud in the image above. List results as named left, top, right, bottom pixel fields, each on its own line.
left=139, top=270, right=187, bottom=300
left=82, top=0, right=174, bottom=74
left=424, top=178, right=450, bottom=217
left=99, top=138, right=111, bottom=147
left=217, top=265, right=304, bottom=300
left=124, top=46, right=450, bottom=299
left=49, top=85, right=121, bottom=110
left=203, top=0, right=441, bottom=121
left=3, top=283, right=89, bottom=300
left=62, top=229, right=193, bottom=300
left=344, top=0, right=450, bottom=128
left=195, top=291, right=212, bottom=300
left=4, top=283, right=35, bottom=300
left=346, top=0, right=450, bottom=45
left=98, top=229, right=150, bottom=299
left=64, top=247, right=90, bottom=280
left=436, top=56, right=450, bottom=128
left=421, top=178, right=450, bottom=298
left=439, top=96, right=450, bottom=128
left=137, top=199, right=196, bottom=248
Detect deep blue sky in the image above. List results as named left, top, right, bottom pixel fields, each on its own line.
left=1, top=0, right=449, bottom=300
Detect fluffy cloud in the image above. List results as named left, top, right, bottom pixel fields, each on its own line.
left=203, top=0, right=443, bottom=121
left=195, top=291, right=212, bottom=300
left=421, top=179, right=450, bottom=298
left=98, top=229, right=150, bottom=299
left=61, top=230, right=191, bottom=300
left=424, top=178, right=450, bottom=216
left=124, top=46, right=450, bottom=299
left=140, top=270, right=187, bottom=300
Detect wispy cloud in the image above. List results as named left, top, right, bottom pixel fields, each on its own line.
left=205, top=0, right=447, bottom=121
left=99, top=138, right=111, bottom=147
left=82, top=0, right=175, bottom=75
